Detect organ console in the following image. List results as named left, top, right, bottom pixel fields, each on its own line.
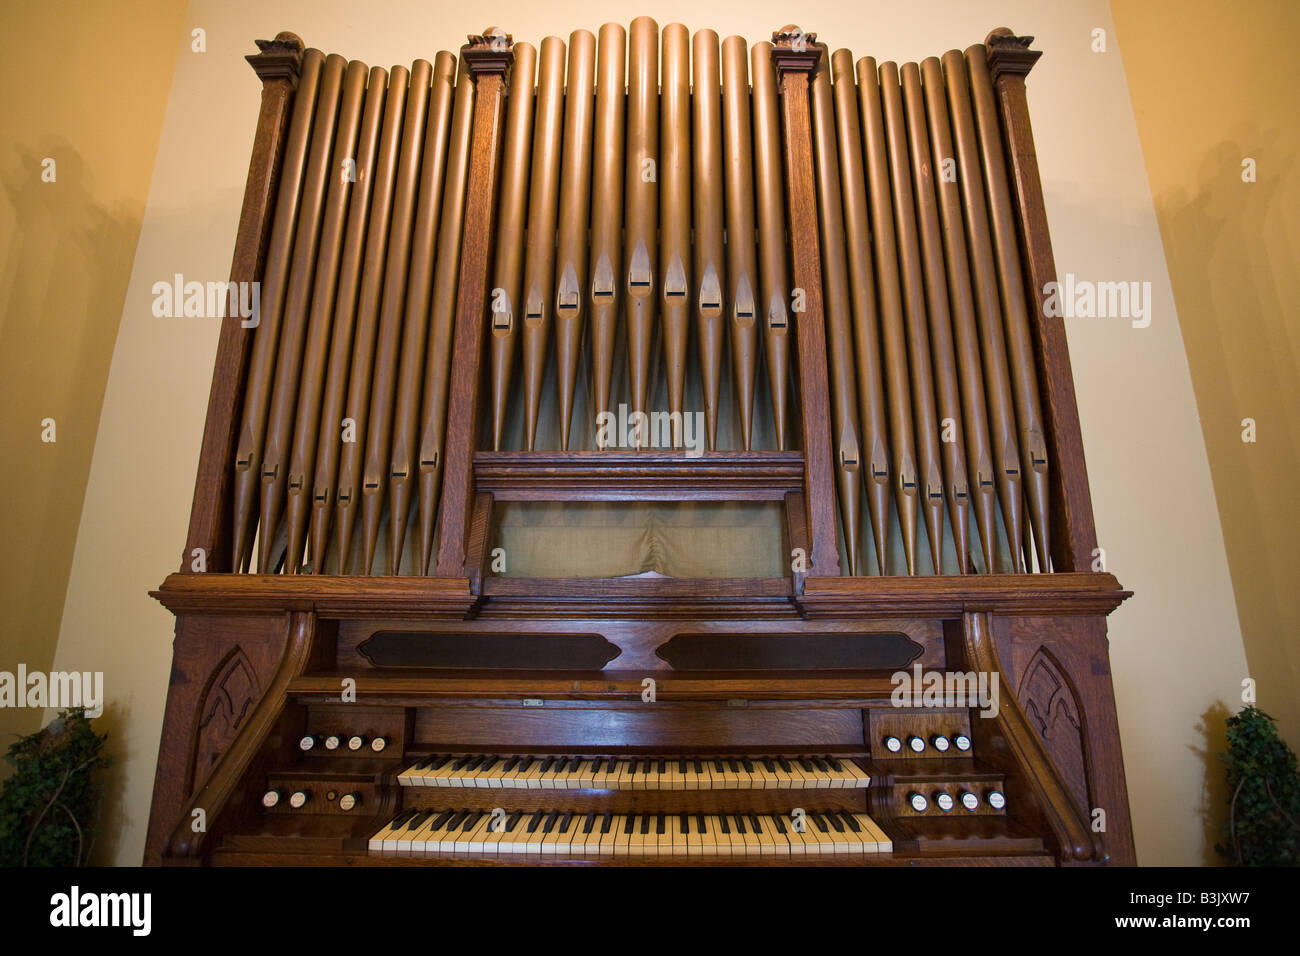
left=145, top=19, right=1136, bottom=865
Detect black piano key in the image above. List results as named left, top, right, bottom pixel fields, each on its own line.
left=658, top=759, right=667, bottom=776
left=826, top=755, right=844, bottom=772
left=640, top=814, right=651, bottom=835
left=526, top=810, right=544, bottom=833
left=799, top=757, right=816, bottom=773
left=558, top=811, right=574, bottom=833
left=623, top=815, right=636, bottom=834
left=840, top=812, right=862, bottom=832
left=517, top=757, right=536, bottom=774
left=390, top=808, right=419, bottom=828
left=729, top=758, right=742, bottom=774
left=567, top=757, right=582, bottom=773
left=505, top=810, right=523, bottom=832
left=680, top=814, right=689, bottom=834
left=812, top=756, right=830, bottom=772
left=679, top=758, right=687, bottom=774
left=812, top=813, right=830, bottom=833
left=763, top=757, right=777, bottom=773
left=696, top=812, right=707, bottom=834
left=461, top=810, right=484, bottom=831
left=541, top=810, right=558, bottom=833
left=582, top=811, right=597, bottom=834
left=733, top=814, right=747, bottom=835
left=538, top=757, right=555, bottom=774
left=694, top=759, right=704, bottom=775
left=775, top=815, right=788, bottom=834
left=741, top=758, right=754, bottom=774
left=777, top=757, right=792, bottom=773
left=713, top=759, right=726, bottom=773
left=429, top=755, right=451, bottom=771
left=409, top=810, right=437, bottom=831
left=451, top=755, right=473, bottom=771
left=718, top=814, right=730, bottom=834
left=748, top=813, right=763, bottom=833
left=500, top=756, right=518, bottom=773
left=656, top=813, right=665, bottom=835
left=600, top=812, right=613, bottom=834
left=429, top=809, right=455, bottom=829
left=827, top=813, right=844, bottom=832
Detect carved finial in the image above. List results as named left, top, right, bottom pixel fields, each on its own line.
left=984, top=28, right=1041, bottom=80
left=468, top=26, right=513, bottom=50
left=770, top=24, right=820, bottom=75
left=462, top=26, right=514, bottom=76
left=248, top=31, right=305, bottom=84
left=772, top=25, right=817, bottom=49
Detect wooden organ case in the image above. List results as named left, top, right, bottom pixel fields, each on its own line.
left=145, top=20, right=1136, bottom=866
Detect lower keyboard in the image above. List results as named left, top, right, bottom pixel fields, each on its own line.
left=369, top=808, right=892, bottom=856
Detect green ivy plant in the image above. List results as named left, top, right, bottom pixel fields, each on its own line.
left=1216, top=706, right=1300, bottom=866
left=0, top=708, right=110, bottom=866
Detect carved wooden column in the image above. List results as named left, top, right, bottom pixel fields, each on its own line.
left=184, top=33, right=305, bottom=575
left=770, top=27, right=841, bottom=579
left=435, top=30, right=514, bottom=579
left=985, top=29, right=1097, bottom=573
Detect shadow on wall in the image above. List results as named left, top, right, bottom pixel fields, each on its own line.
left=0, top=138, right=140, bottom=790
left=1155, top=129, right=1299, bottom=752
left=1194, top=700, right=1234, bottom=867
left=90, top=699, right=132, bottom=866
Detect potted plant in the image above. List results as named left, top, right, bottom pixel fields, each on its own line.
left=0, top=707, right=110, bottom=866
left=1216, top=705, right=1300, bottom=866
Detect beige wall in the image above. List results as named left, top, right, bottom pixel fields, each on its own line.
left=1112, top=0, right=1299, bottom=761
left=40, top=0, right=1262, bottom=865
left=0, top=1, right=184, bottom=765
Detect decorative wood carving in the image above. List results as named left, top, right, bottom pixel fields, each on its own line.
left=960, top=611, right=1101, bottom=862
left=192, top=647, right=259, bottom=786
left=167, top=612, right=317, bottom=859
left=1020, top=647, right=1089, bottom=814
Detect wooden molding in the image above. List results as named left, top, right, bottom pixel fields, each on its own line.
left=473, top=450, right=805, bottom=501
left=986, top=31, right=1099, bottom=571
left=771, top=33, right=841, bottom=577
left=182, top=36, right=307, bottom=574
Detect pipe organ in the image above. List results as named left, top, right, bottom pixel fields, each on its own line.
left=146, top=20, right=1136, bottom=865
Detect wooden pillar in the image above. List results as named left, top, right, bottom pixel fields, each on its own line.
left=985, top=30, right=1097, bottom=573
left=183, top=33, right=305, bottom=574
left=435, top=30, right=514, bottom=578
left=770, top=27, right=841, bottom=578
